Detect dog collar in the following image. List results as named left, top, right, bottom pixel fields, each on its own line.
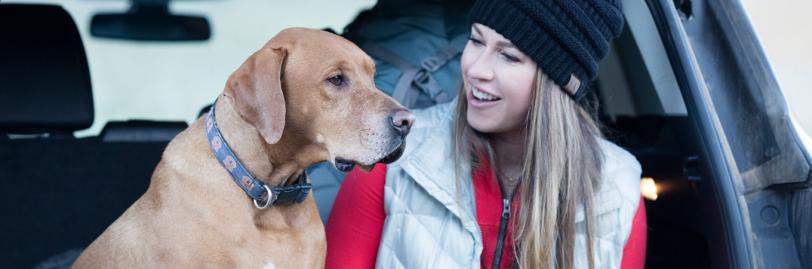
left=205, top=99, right=312, bottom=209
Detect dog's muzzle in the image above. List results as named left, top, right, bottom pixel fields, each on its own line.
left=334, top=158, right=355, bottom=172
left=334, top=139, right=406, bottom=172
left=379, top=140, right=405, bottom=164
left=334, top=109, right=413, bottom=172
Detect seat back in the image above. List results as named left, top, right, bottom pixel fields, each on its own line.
left=100, top=120, right=188, bottom=142
left=0, top=5, right=167, bottom=268
left=0, top=4, right=93, bottom=136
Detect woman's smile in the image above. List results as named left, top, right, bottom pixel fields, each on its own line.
left=467, top=83, right=502, bottom=109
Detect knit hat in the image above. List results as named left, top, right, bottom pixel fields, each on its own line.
left=469, top=0, right=625, bottom=101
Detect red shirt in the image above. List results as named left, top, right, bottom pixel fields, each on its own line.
left=325, top=163, right=647, bottom=269
left=472, top=157, right=521, bottom=269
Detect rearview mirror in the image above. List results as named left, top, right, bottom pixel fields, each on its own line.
left=90, top=0, right=210, bottom=41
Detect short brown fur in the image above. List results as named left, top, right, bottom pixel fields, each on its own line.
left=72, top=28, right=408, bottom=269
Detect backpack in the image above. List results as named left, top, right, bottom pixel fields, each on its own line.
left=343, top=0, right=472, bottom=108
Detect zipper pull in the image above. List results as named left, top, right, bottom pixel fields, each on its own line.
left=502, top=198, right=510, bottom=219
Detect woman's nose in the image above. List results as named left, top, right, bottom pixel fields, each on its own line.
left=465, top=52, right=494, bottom=81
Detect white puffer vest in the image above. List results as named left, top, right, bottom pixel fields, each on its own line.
left=375, top=101, right=642, bottom=268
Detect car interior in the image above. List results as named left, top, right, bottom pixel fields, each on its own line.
left=597, top=2, right=720, bottom=268
left=0, top=2, right=738, bottom=268
left=0, top=5, right=181, bottom=268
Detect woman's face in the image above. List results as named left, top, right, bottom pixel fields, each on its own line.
left=461, top=23, right=537, bottom=135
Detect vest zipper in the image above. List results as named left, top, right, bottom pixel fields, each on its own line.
left=491, top=197, right=511, bottom=269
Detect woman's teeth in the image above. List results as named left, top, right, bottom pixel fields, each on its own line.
left=472, top=87, right=500, bottom=101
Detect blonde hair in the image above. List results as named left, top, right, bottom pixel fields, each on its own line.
left=453, top=70, right=604, bottom=269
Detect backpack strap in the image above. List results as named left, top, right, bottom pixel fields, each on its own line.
left=362, top=41, right=459, bottom=107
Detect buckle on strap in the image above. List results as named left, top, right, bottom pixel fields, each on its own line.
left=252, top=173, right=312, bottom=209
left=421, top=56, right=441, bottom=72
left=253, top=184, right=275, bottom=209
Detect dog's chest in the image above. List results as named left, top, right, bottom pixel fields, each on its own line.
left=223, top=224, right=326, bottom=269
left=262, top=261, right=278, bottom=269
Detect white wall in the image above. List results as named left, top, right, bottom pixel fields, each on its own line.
left=7, top=0, right=375, bottom=137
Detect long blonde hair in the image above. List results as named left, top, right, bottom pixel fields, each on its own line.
left=453, top=70, right=604, bottom=269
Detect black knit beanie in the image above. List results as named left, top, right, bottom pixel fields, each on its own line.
left=469, top=0, right=625, bottom=101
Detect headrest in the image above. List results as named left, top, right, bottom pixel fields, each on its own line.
left=0, top=4, right=93, bottom=134
left=100, top=120, right=188, bottom=142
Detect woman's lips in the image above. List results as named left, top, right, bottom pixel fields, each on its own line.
left=467, top=85, right=501, bottom=108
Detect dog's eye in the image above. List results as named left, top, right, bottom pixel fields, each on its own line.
left=327, top=74, right=345, bottom=87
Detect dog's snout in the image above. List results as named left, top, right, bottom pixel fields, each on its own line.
left=389, top=109, right=415, bottom=136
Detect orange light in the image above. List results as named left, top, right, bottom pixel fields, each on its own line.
left=640, top=177, right=658, bottom=201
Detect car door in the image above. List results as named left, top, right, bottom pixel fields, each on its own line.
left=645, top=0, right=812, bottom=268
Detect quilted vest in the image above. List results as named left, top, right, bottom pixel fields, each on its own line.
left=376, top=101, right=642, bottom=268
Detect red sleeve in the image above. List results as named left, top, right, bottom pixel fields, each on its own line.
left=325, top=164, right=387, bottom=269
left=621, top=197, right=648, bottom=269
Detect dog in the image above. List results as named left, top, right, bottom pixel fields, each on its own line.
left=71, top=28, right=414, bottom=268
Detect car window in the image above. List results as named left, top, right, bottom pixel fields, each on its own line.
left=741, top=0, right=812, bottom=136
left=597, top=0, right=688, bottom=120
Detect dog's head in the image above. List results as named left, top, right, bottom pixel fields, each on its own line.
left=225, top=28, right=413, bottom=172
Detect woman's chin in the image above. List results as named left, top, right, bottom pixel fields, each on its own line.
left=467, top=109, right=527, bottom=135
left=467, top=112, right=499, bottom=133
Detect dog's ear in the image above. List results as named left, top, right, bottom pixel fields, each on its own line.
left=226, top=47, right=287, bottom=144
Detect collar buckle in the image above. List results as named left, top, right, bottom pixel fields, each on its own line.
left=253, top=184, right=275, bottom=209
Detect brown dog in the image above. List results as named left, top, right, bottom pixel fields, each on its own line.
left=71, top=28, right=413, bottom=268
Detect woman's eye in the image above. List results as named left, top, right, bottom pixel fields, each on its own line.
left=468, top=37, right=483, bottom=46
left=501, top=52, right=519, bottom=63
left=327, top=74, right=345, bottom=86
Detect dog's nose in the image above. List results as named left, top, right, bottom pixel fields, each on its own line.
left=389, top=109, right=415, bottom=136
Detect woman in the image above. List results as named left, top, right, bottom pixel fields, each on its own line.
left=326, top=0, right=646, bottom=268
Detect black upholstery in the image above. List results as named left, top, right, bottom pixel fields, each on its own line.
left=0, top=4, right=93, bottom=135
left=0, top=139, right=167, bottom=268
left=100, top=120, right=188, bottom=142
left=0, top=5, right=169, bottom=267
